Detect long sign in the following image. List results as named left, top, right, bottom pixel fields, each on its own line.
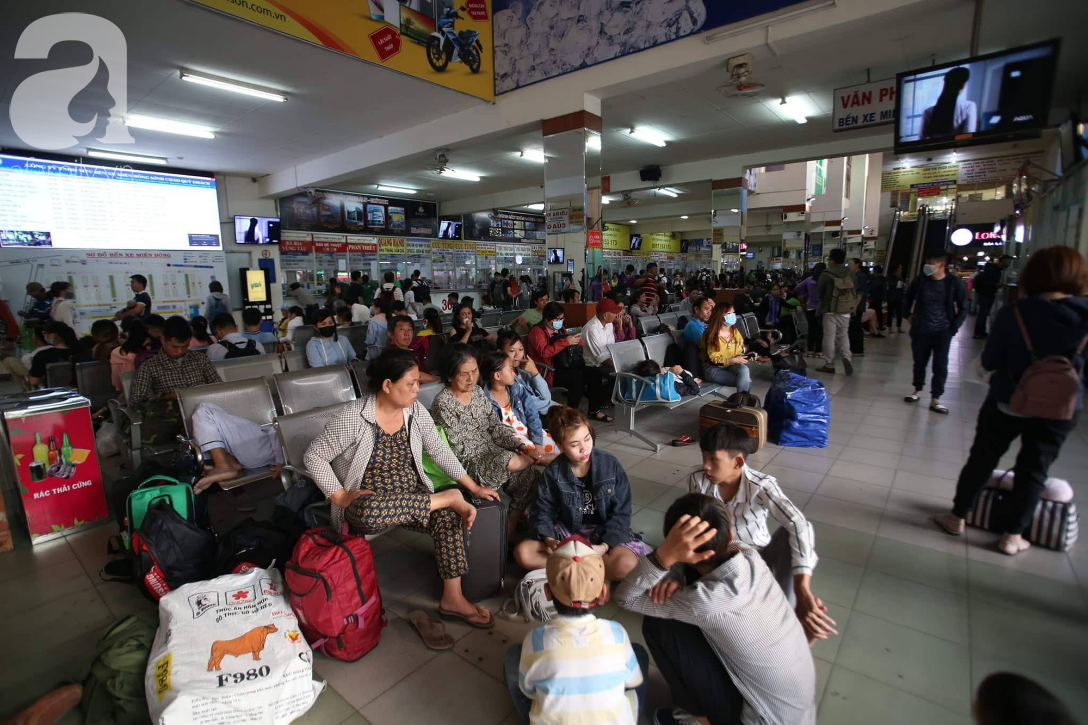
left=187, top=0, right=494, bottom=101
left=833, top=79, right=897, bottom=131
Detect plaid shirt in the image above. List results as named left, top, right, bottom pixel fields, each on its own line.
left=129, top=350, right=222, bottom=406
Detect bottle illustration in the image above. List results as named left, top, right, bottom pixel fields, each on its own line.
left=48, top=436, right=60, bottom=466
left=32, top=433, right=48, bottom=465
left=61, top=434, right=72, bottom=466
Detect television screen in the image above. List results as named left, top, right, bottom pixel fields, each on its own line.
left=234, top=216, right=280, bottom=244
left=895, top=39, right=1059, bottom=153
left=547, top=247, right=565, bottom=264
left=630, top=235, right=643, bottom=250
left=439, top=220, right=463, bottom=239
left=0, top=153, right=220, bottom=250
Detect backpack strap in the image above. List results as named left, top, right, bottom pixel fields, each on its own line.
left=1012, top=305, right=1036, bottom=361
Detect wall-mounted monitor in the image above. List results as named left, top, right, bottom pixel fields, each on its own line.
left=234, top=216, right=280, bottom=244
left=629, top=235, right=643, bottom=250
left=439, top=219, right=463, bottom=239
left=547, top=247, right=565, bottom=264
left=895, top=39, right=1060, bottom=154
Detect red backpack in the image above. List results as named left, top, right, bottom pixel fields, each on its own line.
left=1010, top=306, right=1088, bottom=421
left=285, top=528, right=386, bottom=661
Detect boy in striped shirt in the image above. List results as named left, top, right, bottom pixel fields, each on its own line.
left=505, top=536, right=648, bottom=725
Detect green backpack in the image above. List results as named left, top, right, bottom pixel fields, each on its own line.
left=422, top=427, right=458, bottom=491
left=81, top=616, right=157, bottom=725
left=124, top=475, right=195, bottom=549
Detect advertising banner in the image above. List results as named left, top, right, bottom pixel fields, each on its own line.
left=493, top=0, right=809, bottom=94
left=646, top=232, right=681, bottom=254
left=7, top=406, right=108, bottom=540
left=464, top=210, right=546, bottom=242
left=833, top=79, right=897, bottom=132
left=545, top=209, right=570, bottom=234
left=880, top=153, right=1042, bottom=192
left=587, top=230, right=602, bottom=249
left=281, top=191, right=437, bottom=238
left=187, top=0, right=494, bottom=101
left=379, top=238, right=408, bottom=256
left=601, top=223, right=631, bottom=250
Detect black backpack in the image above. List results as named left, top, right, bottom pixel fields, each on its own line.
left=131, top=499, right=215, bottom=601
left=216, top=518, right=296, bottom=575
left=221, top=338, right=260, bottom=358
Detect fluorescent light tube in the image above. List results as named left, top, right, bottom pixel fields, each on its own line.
left=629, top=219, right=638, bottom=224
left=180, top=71, right=287, bottom=102
left=656, top=188, right=678, bottom=197
left=520, top=149, right=547, bottom=163
left=86, top=149, right=169, bottom=165
left=125, top=115, right=215, bottom=139
left=525, top=203, right=545, bottom=210
left=779, top=98, right=807, bottom=124
left=601, top=197, right=610, bottom=204
left=586, top=135, right=601, bottom=151
left=441, top=168, right=481, bottom=182
left=629, top=126, right=667, bottom=147
left=680, top=215, right=689, bottom=219
left=376, top=185, right=417, bottom=195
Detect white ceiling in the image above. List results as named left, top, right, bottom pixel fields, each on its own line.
left=0, top=0, right=482, bottom=176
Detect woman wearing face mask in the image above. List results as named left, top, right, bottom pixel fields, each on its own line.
left=28, top=321, right=78, bottom=388
left=306, top=308, right=356, bottom=367
left=448, top=304, right=493, bottom=349
left=527, top=302, right=610, bottom=420
left=699, top=302, right=753, bottom=392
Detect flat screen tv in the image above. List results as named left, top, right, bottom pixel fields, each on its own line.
left=894, top=39, right=1060, bottom=153
left=439, top=219, right=463, bottom=239
left=547, top=247, right=565, bottom=264
left=234, top=216, right=280, bottom=244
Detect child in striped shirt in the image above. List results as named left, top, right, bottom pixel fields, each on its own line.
left=505, top=536, right=648, bottom=725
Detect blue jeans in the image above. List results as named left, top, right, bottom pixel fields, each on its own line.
left=703, top=363, right=751, bottom=392
left=504, top=642, right=650, bottom=724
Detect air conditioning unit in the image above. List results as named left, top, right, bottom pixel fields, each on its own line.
left=782, top=211, right=806, bottom=223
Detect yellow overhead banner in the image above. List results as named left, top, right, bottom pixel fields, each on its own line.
left=188, top=0, right=494, bottom=101
left=646, top=232, right=681, bottom=254
left=880, top=163, right=958, bottom=191
left=601, top=224, right=631, bottom=251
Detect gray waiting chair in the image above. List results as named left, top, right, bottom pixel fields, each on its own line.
left=45, top=362, right=74, bottom=389
left=292, top=325, right=316, bottom=351
left=274, top=366, right=356, bottom=415
left=282, top=349, right=308, bottom=372
left=340, top=325, right=368, bottom=356
left=175, top=378, right=278, bottom=490
left=417, top=381, right=445, bottom=411
left=480, top=311, right=502, bottom=328
left=658, top=312, right=679, bottom=329
left=499, top=310, right=522, bottom=326
left=109, top=370, right=179, bottom=470
left=74, top=360, right=113, bottom=411
left=212, top=355, right=283, bottom=385
left=636, top=315, right=662, bottom=337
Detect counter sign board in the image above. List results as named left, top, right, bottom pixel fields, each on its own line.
left=834, top=79, right=897, bottom=131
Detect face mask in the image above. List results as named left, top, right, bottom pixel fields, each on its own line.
left=552, top=319, right=564, bottom=330
left=724, top=312, right=737, bottom=326
left=317, top=325, right=335, bottom=337
left=922, top=264, right=936, bottom=276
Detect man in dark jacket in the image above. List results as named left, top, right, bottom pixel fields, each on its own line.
left=848, top=258, right=871, bottom=353
left=973, top=255, right=1013, bottom=338
left=867, top=265, right=888, bottom=333
left=902, top=252, right=967, bottom=414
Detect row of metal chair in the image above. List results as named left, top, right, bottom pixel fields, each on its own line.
left=635, top=311, right=682, bottom=337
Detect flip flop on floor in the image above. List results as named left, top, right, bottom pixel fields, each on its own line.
left=930, top=404, right=949, bottom=414
left=904, top=394, right=920, bottom=403
left=409, top=610, right=455, bottom=650
left=438, top=604, right=495, bottom=629
left=590, top=410, right=614, bottom=423
left=671, top=435, right=696, bottom=447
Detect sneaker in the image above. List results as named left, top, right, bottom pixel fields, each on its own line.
left=815, top=365, right=836, bottom=374
left=843, top=359, right=854, bottom=376
left=655, top=708, right=701, bottom=725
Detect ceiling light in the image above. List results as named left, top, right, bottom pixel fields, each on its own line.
left=86, top=149, right=169, bottom=165
left=376, top=185, right=417, bottom=195
left=179, top=70, right=287, bottom=102
left=779, top=98, right=808, bottom=124
left=586, top=135, right=601, bottom=151
left=628, top=126, right=668, bottom=147
left=903, top=160, right=913, bottom=169
left=680, top=215, right=689, bottom=219
left=601, top=197, right=610, bottom=204
left=629, top=220, right=638, bottom=224
left=440, top=168, right=481, bottom=182
left=525, top=203, right=545, bottom=210
left=656, top=188, right=678, bottom=197
left=125, top=115, right=215, bottom=139
left=730, top=208, right=740, bottom=213
left=520, top=149, right=547, bottom=163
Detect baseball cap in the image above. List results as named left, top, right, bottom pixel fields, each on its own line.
left=546, top=536, right=606, bottom=609
left=597, top=298, right=620, bottom=315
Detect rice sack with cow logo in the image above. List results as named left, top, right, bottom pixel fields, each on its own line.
left=144, top=566, right=322, bottom=724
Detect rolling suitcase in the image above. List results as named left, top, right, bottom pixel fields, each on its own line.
left=460, top=495, right=507, bottom=602
left=699, top=401, right=767, bottom=452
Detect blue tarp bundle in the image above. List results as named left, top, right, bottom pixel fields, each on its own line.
left=765, top=371, right=830, bottom=448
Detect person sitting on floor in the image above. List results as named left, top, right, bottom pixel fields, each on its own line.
left=514, top=406, right=651, bottom=581
left=505, top=536, right=649, bottom=725
left=386, top=315, right=438, bottom=383
left=307, top=308, right=356, bottom=367
left=479, top=349, right=558, bottom=466
left=207, top=313, right=264, bottom=361
left=191, top=400, right=283, bottom=492
left=688, top=422, right=836, bottom=643
left=305, top=348, right=498, bottom=628
left=616, top=493, right=818, bottom=725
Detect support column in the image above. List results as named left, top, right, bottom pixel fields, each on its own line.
left=712, top=177, right=748, bottom=273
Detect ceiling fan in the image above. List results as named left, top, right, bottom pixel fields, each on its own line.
left=716, top=53, right=766, bottom=98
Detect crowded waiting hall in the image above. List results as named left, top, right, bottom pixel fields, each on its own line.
left=1, top=1, right=1088, bottom=724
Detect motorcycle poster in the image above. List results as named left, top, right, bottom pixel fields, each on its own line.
left=187, top=0, right=494, bottom=101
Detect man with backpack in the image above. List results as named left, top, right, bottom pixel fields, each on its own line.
left=815, top=248, right=857, bottom=376
left=902, top=252, right=966, bottom=415
left=207, top=313, right=264, bottom=361
left=491, top=269, right=512, bottom=311
left=378, top=271, right=403, bottom=305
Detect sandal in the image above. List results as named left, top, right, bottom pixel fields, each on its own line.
left=997, top=537, right=1031, bottom=556
left=438, top=604, right=495, bottom=629
left=671, top=435, right=696, bottom=447
left=589, top=410, right=614, bottom=423
left=933, top=513, right=964, bottom=536
left=930, top=403, right=949, bottom=414
left=409, top=610, right=455, bottom=650
left=904, top=394, right=920, bottom=403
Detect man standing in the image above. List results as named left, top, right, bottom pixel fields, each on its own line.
left=847, top=258, right=870, bottom=354
left=19, top=283, right=52, bottom=324
left=902, top=252, right=966, bottom=415
left=814, top=249, right=856, bottom=376
left=345, top=270, right=365, bottom=307
left=794, top=264, right=823, bottom=357
left=868, top=265, right=888, bottom=334
left=973, top=254, right=1012, bottom=339
left=114, top=274, right=151, bottom=321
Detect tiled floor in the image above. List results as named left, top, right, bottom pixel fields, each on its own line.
left=3, top=326, right=1088, bottom=724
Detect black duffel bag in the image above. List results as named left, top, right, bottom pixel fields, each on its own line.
left=131, top=499, right=215, bottom=601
